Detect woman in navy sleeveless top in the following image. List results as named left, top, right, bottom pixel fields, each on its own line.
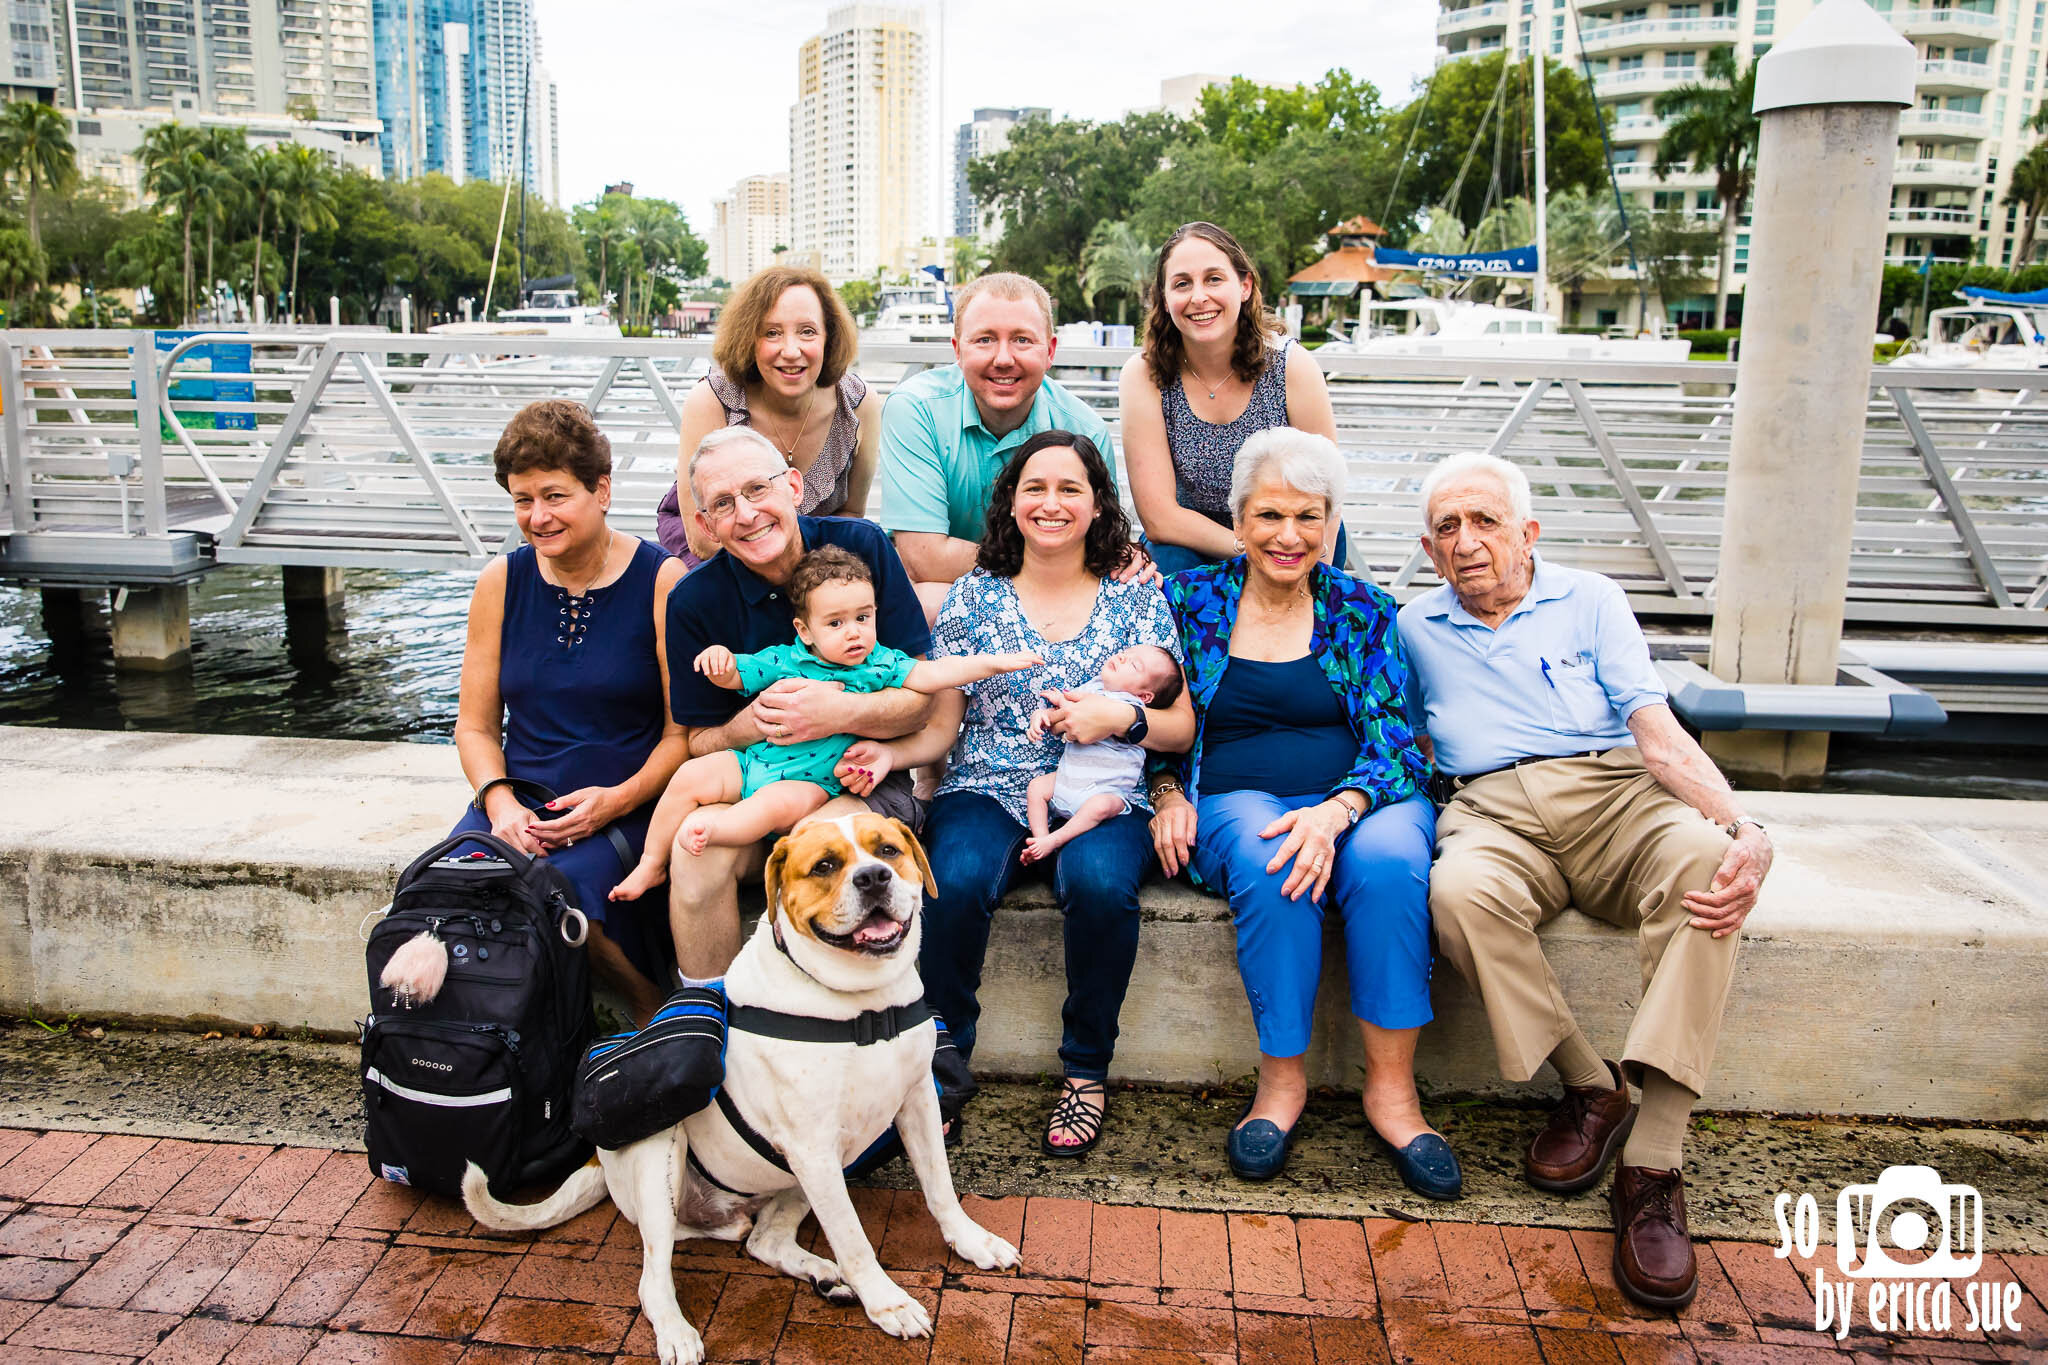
left=451, top=400, right=687, bottom=1025
left=1119, top=221, right=1349, bottom=578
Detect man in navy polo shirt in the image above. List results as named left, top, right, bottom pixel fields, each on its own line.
left=664, top=426, right=934, bottom=977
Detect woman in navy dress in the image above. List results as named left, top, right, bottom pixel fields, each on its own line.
left=451, top=399, right=687, bottom=1025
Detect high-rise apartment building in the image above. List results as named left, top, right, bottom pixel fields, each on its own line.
left=374, top=0, right=554, bottom=200
left=789, top=3, right=931, bottom=282
left=3, top=0, right=62, bottom=104
left=1435, top=0, right=2048, bottom=322
left=952, top=106, right=1045, bottom=239
left=55, top=0, right=375, bottom=119
left=711, top=172, right=791, bottom=284
left=40, top=1, right=382, bottom=204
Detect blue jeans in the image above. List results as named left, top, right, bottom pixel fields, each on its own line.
left=919, top=790, right=1152, bottom=1080
left=1190, top=790, right=1436, bottom=1058
left=1146, top=523, right=1350, bottom=579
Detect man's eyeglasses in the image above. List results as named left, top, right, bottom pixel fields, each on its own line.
left=702, top=469, right=792, bottom=522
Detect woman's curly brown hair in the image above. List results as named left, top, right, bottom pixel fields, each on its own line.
left=492, top=398, right=612, bottom=490
left=976, top=431, right=1134, bottom=580
left=1142, top=221, right=1284, bottom=393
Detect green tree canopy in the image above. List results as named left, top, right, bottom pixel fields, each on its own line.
left=1382, top=53, right=1607, bottom=241
left=967, top=110, right=1187, bottom=319
left=1194, top=69, right=1385, bottom=159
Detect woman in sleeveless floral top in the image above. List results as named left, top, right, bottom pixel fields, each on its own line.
left=657, top=264, right=880, bottom=563
left=1119, top=222, right=1345, bottom=577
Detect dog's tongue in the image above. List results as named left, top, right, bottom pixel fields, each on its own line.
left=852, top=912, right=902, bottom=946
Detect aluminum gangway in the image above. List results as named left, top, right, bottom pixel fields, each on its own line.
left=2, top=328, right=2044, bottom=631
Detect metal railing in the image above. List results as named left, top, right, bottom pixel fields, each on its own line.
left=1887, top=6, right=2001, bottom=34
left=2, top=329, right=2045, bottom=625
left=1897, top=107, right=1990, bottom=136
left=1578, top=15, right=1741, bottom=51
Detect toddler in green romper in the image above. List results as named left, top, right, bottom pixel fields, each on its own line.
left=611, top=546, right=1040, bottom=901
left=727, top=642, right=919, bottom=797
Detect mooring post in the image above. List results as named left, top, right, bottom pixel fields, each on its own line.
left=1705, top=0, right=1914, bottom=789
left=109, top=584, right=192, bottom=671
left=283, top=565, right=347, bottom=633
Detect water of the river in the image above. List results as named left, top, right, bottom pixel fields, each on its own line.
left=1, top=565, right=2042, bottom=801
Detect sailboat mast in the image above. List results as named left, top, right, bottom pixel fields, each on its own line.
left=1534, top=48, right=1548, bottom=317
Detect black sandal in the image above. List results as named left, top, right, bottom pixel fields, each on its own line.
left=1040, top=1078, right=1107, bottom=1158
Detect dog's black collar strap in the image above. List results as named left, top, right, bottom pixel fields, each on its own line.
left=728, top=1000, right=935, bottom=1048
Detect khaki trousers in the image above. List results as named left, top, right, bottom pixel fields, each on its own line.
left=1430, top=747, right=1738, bottom=1095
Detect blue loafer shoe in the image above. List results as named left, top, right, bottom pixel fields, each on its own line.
left=1382, top=1131, right=1464, bottom=1201
left=1226, top=1102, right=1296, bottom=1181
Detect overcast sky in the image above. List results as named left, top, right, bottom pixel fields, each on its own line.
left=530, top=0, right=1438, bottom=237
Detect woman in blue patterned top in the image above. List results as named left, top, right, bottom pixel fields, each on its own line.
left=1149, top=427, right=1461, bottom=1198
left=872, top=431, right=1192, bottom=1157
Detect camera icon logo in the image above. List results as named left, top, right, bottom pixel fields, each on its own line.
left=1835, top=1164, right=1982, bottom=1280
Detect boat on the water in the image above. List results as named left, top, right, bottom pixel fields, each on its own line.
left=1891, top=287, right=2048, bottom=372
left=1317, top=297, right=1691, bottom=363
left=431, top=280, right=622, bottom=339
left=860, top=280, right=953, bottom=346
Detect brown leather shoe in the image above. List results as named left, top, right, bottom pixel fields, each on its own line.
left=1610, top=1164, right=1698, bottom=1309
left=1525, top=1059, right=1635, bottom=1194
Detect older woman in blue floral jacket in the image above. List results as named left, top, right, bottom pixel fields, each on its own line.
left=1149, top=427, right=1458, bottom=1198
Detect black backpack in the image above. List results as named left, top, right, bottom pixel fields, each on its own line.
left=361, top=830, right=595, bottom=1198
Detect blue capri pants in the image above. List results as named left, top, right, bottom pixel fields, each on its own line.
left=1189, top=789, right=1437, bottom=1058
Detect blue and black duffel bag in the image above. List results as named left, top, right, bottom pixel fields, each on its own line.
left=571, top=985, right=728, bottom=1150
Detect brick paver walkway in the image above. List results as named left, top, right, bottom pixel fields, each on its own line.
left=2, top=1128, right=2043, bottom=1363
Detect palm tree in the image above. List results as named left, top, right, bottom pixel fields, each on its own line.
left=276, top=145, right=336, bottom=320
left=1544, top=189, right=1622, bottom=325
left=196, top=127, right=248, bottom=320
left=139, top=123, right=204, bottom=321
left=1654, top=46, right=1760, bottom=330
left=243, top=146, right=284, bottom=321
left=580, top=197, right=631, bottom=313
left=0, top=101, right=78, bottom=256
left=1079, top=220, right=1153, bottom=324
left=2005, top=144, right=2048, bottom=266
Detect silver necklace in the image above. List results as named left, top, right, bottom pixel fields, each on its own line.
left=1184, top=360, right=1232, bottom=402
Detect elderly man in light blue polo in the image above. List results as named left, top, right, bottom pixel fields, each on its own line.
left=1399, top=451, right=1774, bottom=1313
left=878, top=272, right=1137, bottom=619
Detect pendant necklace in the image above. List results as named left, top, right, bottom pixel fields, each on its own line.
left=767, top=386, right=819, bottom=462
left=1185, top=360, right=1231, bottom=402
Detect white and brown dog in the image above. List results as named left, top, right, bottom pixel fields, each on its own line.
left=461, top=812, right=1020, bottom=1365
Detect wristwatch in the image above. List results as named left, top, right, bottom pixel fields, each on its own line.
left=1123, top=703, right=1149, bottom=744
left=1725, top=815, right=1767, bottom=839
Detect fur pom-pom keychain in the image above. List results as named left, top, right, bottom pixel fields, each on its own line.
left=381, top=930, right=450, bottom=1008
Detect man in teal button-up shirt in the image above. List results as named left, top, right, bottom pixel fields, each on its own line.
left=877, top=272, right=1117, bottom=619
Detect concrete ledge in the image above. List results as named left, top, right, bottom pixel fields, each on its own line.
left=4, top=726, right=2045, bottom=1121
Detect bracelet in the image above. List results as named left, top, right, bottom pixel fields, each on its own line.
left=1149, top=780, right=1184, bottom=803
left=472, top=776, right=520, bottom=811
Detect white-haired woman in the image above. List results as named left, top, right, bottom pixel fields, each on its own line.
left=1149, top=427, right=1459, bottom=1197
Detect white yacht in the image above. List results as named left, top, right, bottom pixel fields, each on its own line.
left=860, top=281, right=954, bottom=346
left=1891, top=297, right=2048, bottom=373
left=1319, top=297, right=1691, bottom=363
left=431, top=284, right=622, bottom=338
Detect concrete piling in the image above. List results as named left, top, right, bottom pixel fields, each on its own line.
left=1705, top=0, right=1915, bottom=788
left=108, top=584, right=192, bottom=671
